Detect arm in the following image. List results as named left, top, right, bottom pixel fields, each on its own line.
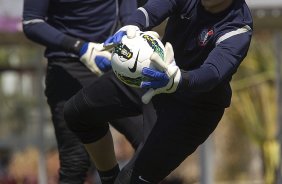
left=104, top=0, right=184, bottom=46
left=141, top=25, right=252, bottom=104
left=128, top=0, right=180, bottom=30
left=137, top=0, right=148, bottom=7
left=118, top=0, right=137, bottom=25
left=22, top=0, right=83, bottom=53
left=22, top=0, right=112, bottom=75
left=182, top=25, right=253, bottom=92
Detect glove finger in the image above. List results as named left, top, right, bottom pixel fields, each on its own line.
left=95, top=56, right=112, bottom=72
left=164, top=42, right=175, bottom=65
left=114, top=31, right=126, bottom=43
left=142, top=67, right=168, bottom=80
left=127, top=27, right=138, bottom=39
left=141, top=88, right=155, bottom=104
left=104, top=31, right=126, bottom=46
left=104, top=37, right=115, bottom=46
left=145, top=31, right=160, bottom=39
left=150, top=52, right=167, bottom=71
left=141, top=80, right=168, bottom=89
left=140, top=81, right=151, bottom=89
left=166, top=65, right=179, bottom=78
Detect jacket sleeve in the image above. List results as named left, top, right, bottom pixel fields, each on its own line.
left=126, top=0, right=184, bottom=30
left=22, top=0, right=83, bottom=53
left=118, top=0, right=137, bottom=25
left=181, top=25, right=253, bottom=92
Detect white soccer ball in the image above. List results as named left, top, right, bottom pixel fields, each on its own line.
left=111, top=31, right=165, bottom=88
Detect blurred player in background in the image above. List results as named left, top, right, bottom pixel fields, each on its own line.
left=22, top=0, right=151, bottom=184
left=64, top=0, right=253, bottom=183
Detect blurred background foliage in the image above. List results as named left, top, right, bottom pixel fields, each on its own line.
left=213, top=32, right=280, bottom=184
left=0, top=4, right=282, bottom=184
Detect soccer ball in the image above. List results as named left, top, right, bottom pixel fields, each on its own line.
left=111, top=31, right=165, bottom=88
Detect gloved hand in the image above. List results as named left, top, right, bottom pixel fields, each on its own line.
left=79, top=42, right=112, bottom=76
left=104, top=25, right=160, bottom=47
left=141, top=42, right=182, bottom=104
left=104, top=25, right=140, bottom=48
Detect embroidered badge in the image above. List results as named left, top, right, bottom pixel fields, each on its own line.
left=198, top=28, right=214, bottom=46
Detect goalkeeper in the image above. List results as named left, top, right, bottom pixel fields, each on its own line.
left=22, top=0, right=153, bottom=184
left=64, top=0, right=253, bottom=183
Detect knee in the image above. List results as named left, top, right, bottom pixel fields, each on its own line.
left=64, top=93, right=109, bottom=144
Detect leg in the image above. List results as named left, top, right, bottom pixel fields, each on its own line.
left=83, top=129, right=116, bottom=171
left=45, top=61, right=92, bottom=184
left=74, top=64, right=153, bottom=151
left=110, top=102, right=156, bottom=150
left=110, top=116, right=143, bottom=151
left=64, top=71, right=143, bottom=183
left=115, top=95, right=225, bottom=183
left=49, top=101, right=90, bottom=184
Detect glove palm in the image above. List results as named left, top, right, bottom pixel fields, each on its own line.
left=79, top=42, right=112, bottom=76
left=141, top=42, right=182, bottom=104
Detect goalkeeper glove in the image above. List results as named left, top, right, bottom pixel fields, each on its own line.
left=141, top=42, right=182, bottom=104
left=104, top=25, right=160, bottom=47
left=79, top=42, right=112, bottom=76
left=104, top=25, right=140, bottom=47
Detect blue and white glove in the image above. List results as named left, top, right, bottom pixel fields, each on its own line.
left=104, top=25, right=160, bottom=46
left=141, top=42, right=182, bottom=104
left=79, top=42, right=112, bottom=76
left=104, top=25, right=140, bottom=48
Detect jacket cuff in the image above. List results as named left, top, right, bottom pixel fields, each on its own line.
left=61, top=35, right=86, bottom=55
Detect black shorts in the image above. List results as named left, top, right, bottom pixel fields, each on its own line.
left=64, top=70, right=156, bottom=144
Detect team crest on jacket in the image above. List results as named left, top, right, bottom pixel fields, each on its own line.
left=198, top=28, right=214, bottom=46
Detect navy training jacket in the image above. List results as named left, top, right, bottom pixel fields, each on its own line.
left=23, top=0, right=137, bottom=58
left=128, top=0, right=253, bottom=108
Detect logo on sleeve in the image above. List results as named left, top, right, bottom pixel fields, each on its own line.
left=198, top=28, right=214, bottom=46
